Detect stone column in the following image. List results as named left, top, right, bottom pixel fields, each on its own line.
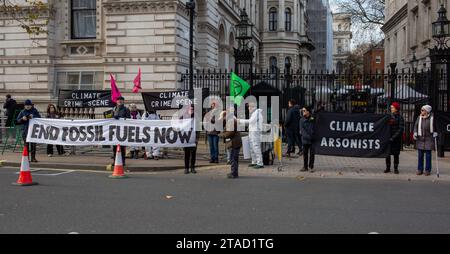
left=263, top=0, right=268, bottom=31
left=279, top=0, right=285, bottom=31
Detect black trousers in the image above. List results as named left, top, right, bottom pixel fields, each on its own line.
left=230, top=147, right=240, bottom=177
left=286, top=129, right=303, bottom=154
left=184, top=147, right=197, bottom=170
left=22, top=135, right=36, bottom=160
left=303, top=144, right=315, bottom=169
left=47, top=144, right=64, bottom=155
left=112, top=146, right=127, bottom=166
left=386, top=155, right=399, bottom=170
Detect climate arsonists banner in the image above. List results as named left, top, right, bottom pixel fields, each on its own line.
left=313, top=113, right=391, bottom=158
left=26, top=118, right=196, bottom=147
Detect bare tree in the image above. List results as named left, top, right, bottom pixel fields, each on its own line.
left=335, top=0, right=385, bottom=28
left=0, top=0, right=52, bottom=37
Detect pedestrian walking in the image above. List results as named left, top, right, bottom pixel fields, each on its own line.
left=112, top=96, right=131, bottom=166
left=299, top=106, right=315, bottom=172
left=16, top=99, right=41, bottom=163
left=129, top=104, right=141, bottom=159
left=413, top=105, right=438, bottom=176
left=142, top=109, right=161, bottom=160
left=219, top=110, right=242, bottom=179
left=46, top=104, right=65, bottom=157
left=384, top=102, right=404, bottom=174
left=3, top=94, right=17, bottom=127
left=239, top=102, right=264, bottom=169
left=181, top=105, right=198, bottom=174
left=284, top=99, right=302, bottom=157
left=205, top=101, right=220, bottom=163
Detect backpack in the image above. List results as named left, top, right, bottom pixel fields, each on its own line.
left=263, top=149, right=275, bottom=166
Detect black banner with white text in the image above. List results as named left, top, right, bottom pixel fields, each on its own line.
left=314, top=113, right=391, bottom=158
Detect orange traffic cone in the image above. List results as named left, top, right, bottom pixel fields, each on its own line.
left=109, top=145, right=128, bottom=179
left=13, top=146, right=38, bottom=186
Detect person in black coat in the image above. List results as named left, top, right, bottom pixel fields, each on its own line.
left=16, top=99, right=41, bottom=162
left=112, top=96, right=131, bottom=166
left=385, top=102, right=404, bottom=174
left=181, top=104, right=199, bottom=174
left=285, top=100, right=302, bottom=157
left=299, top=106, right=315, bottom=172
left=3, top=94, right=17, bottom=127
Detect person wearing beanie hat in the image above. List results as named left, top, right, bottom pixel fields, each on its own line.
left=111, top=96, right=131, bottom=167
left=413, top=105, right=438, bottom=176
left=384, top=102, right=405, bottom=174
left=299, top=106, right=315, bottom=172
left=16, top=99, right=41, bottom=163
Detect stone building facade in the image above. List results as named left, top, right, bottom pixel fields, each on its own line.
left=332, top=12, right=352, bottom=73
left=382, top=0, right=450, bottom=71
left=0, top=0, right=313, bottom=109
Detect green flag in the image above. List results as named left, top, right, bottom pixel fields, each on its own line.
left=230, top=72, right=251, bottom=106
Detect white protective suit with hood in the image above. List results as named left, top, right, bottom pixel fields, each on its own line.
left=142, top=111, right=160, bottom=158
left=239, top=108, right=264, bottom=166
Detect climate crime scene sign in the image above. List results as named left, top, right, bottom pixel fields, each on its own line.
left=313, top=113, right=391, bottom=158
left=26, top=118, right=196, bottom=147
left=58, top=90, right=114, bottom=108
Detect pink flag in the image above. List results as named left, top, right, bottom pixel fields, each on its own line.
left=132, top=67, right=142, bottom=93
left=110, top=74, right=122, bottom=103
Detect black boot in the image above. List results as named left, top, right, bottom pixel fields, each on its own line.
left=184, top=168, right=190, bottom=174
left=130, top=151, right=135, bottom=159
left=190, top=167, right=197, bottom=174
left=394, top=165, right=399, bottom=174
left=134, top=151, right=139, bottom=159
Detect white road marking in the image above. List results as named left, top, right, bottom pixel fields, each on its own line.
left=15, top=169, right=75, bottom=176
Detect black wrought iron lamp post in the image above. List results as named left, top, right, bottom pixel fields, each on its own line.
left=430, top=4, right=450, bottom=157
left=186, top=0, right=196, bottom=91
left=234, top=8, right=254, bottom=76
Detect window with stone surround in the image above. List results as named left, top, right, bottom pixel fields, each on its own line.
left=56, top=71, right=103, bottom=90
left=71, top=0, right=96, bottom=39
left=269, top=7, right=278, bottom=31
left=285, top=8, right=292, bottom=32
left=270, top=56, right=278, bottom=73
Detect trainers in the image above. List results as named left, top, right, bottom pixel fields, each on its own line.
left=227, top=173, right=239, bottom=179
left=253, top=165, right=264, bottom=169
left=416, top=171, right=423, bottom=176
left=424, top=171, right=431, bottom=176
left=300, top=167, right=308, bottom=172
left=47, top=154, right=52, bottom=157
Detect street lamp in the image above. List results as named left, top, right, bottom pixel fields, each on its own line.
left=186, top=0, right=196, bottom=91
left=234, top=8, right=254, bottom=75
left=432, top=4, right=450, bottom=49
left=235, top=8, right=253, bottom=50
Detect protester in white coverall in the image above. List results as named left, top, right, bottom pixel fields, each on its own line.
left=239, top=103, right=264, bottom=168
left=142, top=110, right=160, bottom=160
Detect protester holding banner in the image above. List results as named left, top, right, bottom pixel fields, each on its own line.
left=285, top=100, right=302, bottom=157
left=219, top=110, right=242, bottom=179
left=142, top=109, right=161, bottom=160
left=46, top=104, right=65, bottom=157
left=299, top=106, right=315, bottom=172
left=16, top=99, right=41, bottom=163
left=239, top=102, right=264, bottom=169
left=181, top=105, right=198, bottom=174
left=384, top=102, right=404, bottom=174
left=129, top=104, right=142, bottom=159
left=112, top=97, right=131, bottom=166
left=413, top=105, right=438, bottom=176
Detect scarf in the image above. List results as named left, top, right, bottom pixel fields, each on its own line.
left=418, top=114, right=434, bottom=136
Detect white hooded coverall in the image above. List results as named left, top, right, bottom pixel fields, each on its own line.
left=239, top=109, right=264, bottom=166
left=142, top=112, right=160, bottom=158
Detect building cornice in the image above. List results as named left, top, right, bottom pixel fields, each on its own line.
left=103, top=0, right=184, bottom=15
left=381, top=4, right=408, bottom=33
